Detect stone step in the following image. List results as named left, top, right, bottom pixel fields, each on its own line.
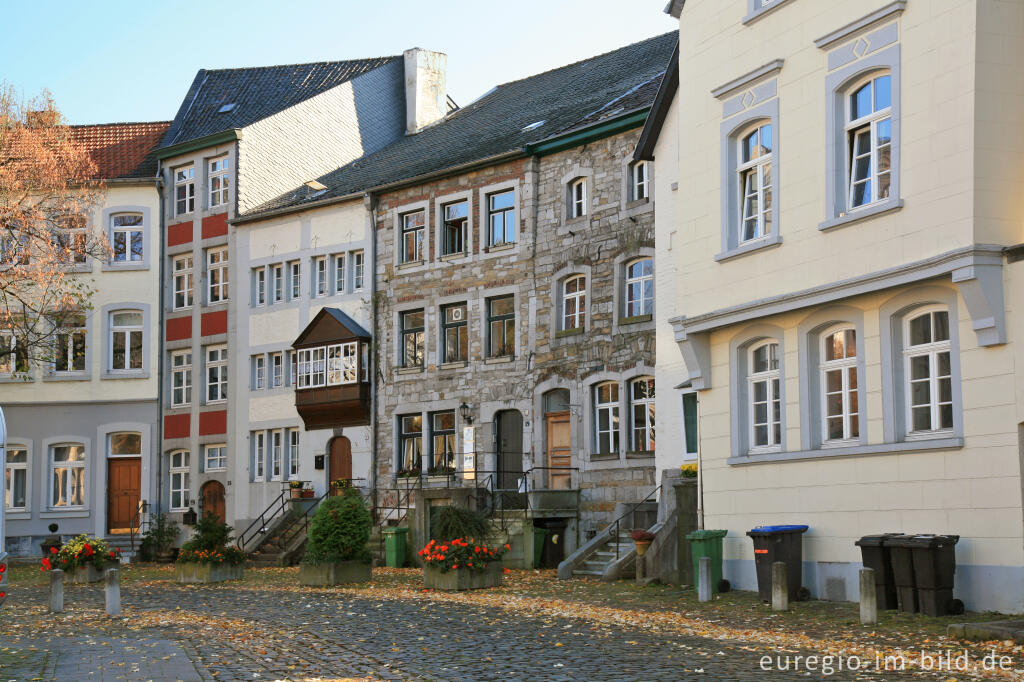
left=581, top=560, right=609, bottom=572
left=572, top=569, right=603, bottom=577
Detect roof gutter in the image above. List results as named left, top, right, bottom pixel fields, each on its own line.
left=155, top=129, right=242, bottom=160
left=524, top=108, right=650, bottom=158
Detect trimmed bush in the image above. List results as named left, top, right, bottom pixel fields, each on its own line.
left=302, top=487, right=371, bottom=565
left=181, top=513, right=234, bottom=553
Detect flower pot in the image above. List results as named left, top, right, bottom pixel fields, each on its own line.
left=301, top=489, right=315, bottom=498
left=299, top=560, right=372, bottom=586
left=175, top=562, right=245, bottom=584
left=66, top=564, right=104, bottom=584
left=423, top=562, right=502, bottom=591
left=634, top=540, right=652, bottom=556
left=290, top=488, right=302, bottom=499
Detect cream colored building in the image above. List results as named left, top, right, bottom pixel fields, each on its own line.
left=643, top=0, right=1024, bottom=612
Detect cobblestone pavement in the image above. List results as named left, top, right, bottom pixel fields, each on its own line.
left=1, top=577, right=984, bottom=681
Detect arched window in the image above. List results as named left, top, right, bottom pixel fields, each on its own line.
left=593, top=381, right=620, bottom=455
left=904, top=306, right=952, bottom=433
left=569, top=178, right=586, bottom=218
left=625, top=258, right=653, bottom=317
left=629, top=377, right=655, bottom=452
left=846, top=72, right=891, bottom=209
left=562, top=275, right=586, bottom=331
left=748, top=341, right=781, bottom=449
left=737, top=122, right=773, bottom=244
left=820, top=327, right=859, bottom=443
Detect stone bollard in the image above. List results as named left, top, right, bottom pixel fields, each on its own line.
left=771, top=561, right=788, bottom=611
left=698, top=556, right=712, bottom=602
left=49, top=569, right=64, bottom=613
left=105, top=568, right=121, bottom=616
left=636, top=553, right=646, bottom=583
left=859, top=568, right=877, bottom=625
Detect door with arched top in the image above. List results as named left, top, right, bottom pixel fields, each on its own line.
left=200, top=480, right=226, bottom=524
left=328, top=437, right=352, bottom=493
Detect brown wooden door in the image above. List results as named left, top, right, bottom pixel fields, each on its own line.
left=107, top=458, right=141, bottom=534
left=545, top=411, right=572, bottom=489
left=329, top=437, right=352, bottom=493
left=200, top=481, right=226, bottom=524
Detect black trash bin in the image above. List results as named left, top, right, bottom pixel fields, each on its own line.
left=855, top=533, right=901, bottom=611
left=887, top=534, right=918, bottom=613
left=746, top=525, right=808, bottom=602
left=908, top=534, right=960, bottom=616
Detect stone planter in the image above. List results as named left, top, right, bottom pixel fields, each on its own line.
left=65, top=563, right=104, bottom=584
left=423, top=562, right=502, bottom=591
left=298, top=560, right=372, bottom=586
left=175, top=562, right=244, bottom=584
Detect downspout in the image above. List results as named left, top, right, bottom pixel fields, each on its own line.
left=155, top=167, right=166, bottom=517
left=364, top=192, right=379, bottom=516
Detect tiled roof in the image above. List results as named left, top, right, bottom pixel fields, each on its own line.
left=161, top=57, right=402, bottom=148
left=244, top=31, right=677, bottom=216
left=67, top=121, right=171, bottom=180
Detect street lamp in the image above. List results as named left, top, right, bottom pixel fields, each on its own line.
left=459, top=402, right=473, bottom=425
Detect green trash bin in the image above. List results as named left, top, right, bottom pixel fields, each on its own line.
left=533, top=527, right=549, bottom=568
left=383, top=527, right=408, bottom=568
left=687, top=529, right=728, bottom=593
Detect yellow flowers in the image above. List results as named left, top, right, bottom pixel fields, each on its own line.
left=680, top=463, right=698, bottom=478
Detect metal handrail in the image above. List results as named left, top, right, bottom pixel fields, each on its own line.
left=611, top=484, right=662, bottom=560
left=274, top=490, right=331, bottom=551
left=128, top=500, right=147, bottom=559
left=237, top=489, right=290, bottom=552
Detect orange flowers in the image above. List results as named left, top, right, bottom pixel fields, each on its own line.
left=419, top=536, right=512, bottom=574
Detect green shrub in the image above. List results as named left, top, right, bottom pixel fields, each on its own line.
left=302, top=488, right=371, bottom=565
left=142, top=513, right=180, bottom=554
left=430, top=505, right=489, bottom=542
left=181, top=513, right=234, bottom=553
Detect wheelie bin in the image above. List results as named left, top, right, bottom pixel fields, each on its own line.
left=855, top=533, right=901, bottom=610
left=746, top=525, right=808, bottom=602
left=686, top=529, right=728, bottom=593
left=383, top=527, right=408, bottom=568
left=906, top=534, right=960, bottom=616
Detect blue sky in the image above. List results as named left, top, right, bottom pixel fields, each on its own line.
left=6, top=1, right=675, bottom=125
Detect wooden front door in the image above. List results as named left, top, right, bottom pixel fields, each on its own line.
left=328, top=437, right=352, bottom=493
left=107, top=458, right=141, bottom=534
left=545, top=411, right=572, bottom=489
left=200, top=481, right=226, bottom=524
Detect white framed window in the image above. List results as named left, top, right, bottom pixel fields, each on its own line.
left=352, top=251, right=364, bottom=290
left=487, top=296, right=515, bottom=358
left=326, top=342, right=358, bottom=385
left=206, top=345, right=228, bottom=403
left=401, top=210, right=425, bottom=263
left=289, top=350, right=297, bottom=386
left=108, top=432, right=141, bottom=458
left=748, top=341, right=781, bottom=451
left=0, top=332, right=26, bottom=375
left=270, top=429, right=283, bottom=481
left=109, top=310, right=143, bottom=371
left=253, top=267, right=266, bottom=306
left=252, top=432, right=266, bottom=482
left=846, top=73, right=892, bottom=210
left=289, top=260, right=301, bottom=300
left=208, top=156, right=230, bottom=208
left=562, top=275, right=586, bottom=331
left=287, top=429, right=299, bottom=480
left=270, top=351, right=284, bottom=388
left=629, top=376, right=655, bottom=452
left=50, top=443, right=85, bottom=508
left=569, top=178, right=586, bottom=218
left=169, top=449, right=189, bottom=511
left=172, top=255, right=194, bottom=309
left=334, top=254, right=345, bottom=294
left=171, top=350, right=192, bottom=407
left=111, top=213, right=144, bottom=263
left=488, top=190, right=515, bottom=246
left=441, top=201, right=468, bottom=256
left=314, top=256, right=328, bottom=297
left=52, top=314, right=86, bottom=373
left=904, top=307, right=953, bottom=435
left=737, top=122, right=773, bottom=244
left=271, top=264, right=283, bottom=303
left=361, top=342, right=369, bottom=383
left=399, top=414, right=422, bottom=473
left=252, top=354, right=266, bottom=389
left=207, top=247, right=228, bottom=304
left=205, top=443, right=227, bottom=471
left=55, top=214, right=87, bottom=265
left=820, top=327, right=859, bottom=444
left=4, top=445, right=27, bottom=510
left=594, top=381, right=620, bottom=456
left=630, top=161, right=649, bottom=201
left=430, top=411, right=456, bottom=471
left=174, top=165, right=195, bottom=216
left=624, top=258, right=653, bottom=318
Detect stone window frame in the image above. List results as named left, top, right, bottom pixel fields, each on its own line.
left=729, top=323, right=788, bottom=458
left=550, top=263, right=592, bottom=344
left=476, top=285, right=518, bottom=366
left=477, top=179, right=521, bottom=258
left=433, top=190, right=473, bottom=263
left=4, top=439, right=32, bottom=517
left=622, top=157, right=653, bottom=209
left=582, top=365, right=656, bottom=462
left=437, top=298, right=469, bottom=367
left=101, top=205, right=152, bottom=272
left=819, top=31, right=902, bottom=231
left=100, top=302, right=151, bottom=380
left=879, top=285, right=964, bottom=443
left=390, top=199, right=430, bottom=272
left=627, top=375, right=656, bottom=454
left=613, top=249, right=656, bottom=329
left=42, top=309, right=91, bottom=382
left=43, top=436, right=89, bottom=512
left=796, top=305, right=868, bottom=452
left=557, top=167, right=593, bottom=232
left=396, top=412, right=424, bottom=475
left=393, top=301, right=428, bottom=374
left=173, top=163, right=196, bottom=218
left=171, top=253, right=194, bottom=311
left=742, top=0, right=795, bottom=25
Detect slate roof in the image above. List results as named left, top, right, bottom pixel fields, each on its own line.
left=244, top=31, right=677, bottom=217
left=67, top=121, right=171, bottom=180
left=635, top=40, right=679, bottom=162
left=161, top=57, right=402, bottom=149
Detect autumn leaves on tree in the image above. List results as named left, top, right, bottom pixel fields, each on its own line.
left=0, top=85, right=109, bottom=372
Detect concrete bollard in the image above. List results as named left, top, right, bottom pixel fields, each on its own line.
left=105, top=568, right=121, bottom=616
left=771, top=561, right=788, bottom=611
left=859, top=568, right=877, bottom=625
left=698, top=556, right=712, bottom=602
left=49, top=569, right=64, bottom=613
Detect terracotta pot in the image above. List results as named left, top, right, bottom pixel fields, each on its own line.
left=634, top=540, right=652, bottom=556
left=301, top=489, right=315, bottom=498
left=290, top=488, right=302, bottom=499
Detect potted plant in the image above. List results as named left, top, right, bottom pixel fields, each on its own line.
left=289, top=480, right=304, bottom=499
left=419, top=538, right=510, bottom=590
left=175, top=513, right=246, bottom=583
left=631, top=529, right=656, bottom=556
left=41, top=534, right=121, bottom=583
left=299, top=486, right=372, bottom=585
left=301, top=485, right=315, bottom=499
left=680, top=463, right=698, bottom=478
left=142, top=513, right=180, bottom=563
left=40, top=523, right=61, bottom=555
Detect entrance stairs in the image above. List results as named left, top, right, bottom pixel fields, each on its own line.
left=571, top=531, right=635, bottom=579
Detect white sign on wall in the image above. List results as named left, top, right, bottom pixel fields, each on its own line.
left=462, top=426, right=475, bottom=480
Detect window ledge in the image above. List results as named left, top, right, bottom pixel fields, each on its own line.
left=101, top=263, right=149, bottom=272
left=741, top=0, right=795, bottom=25
left=728, top=437, right=963, bottom=466
left=43, top=372, right=91, bottom=382
left=626, top=198, right=650, bottom=209
left=4, top=511, right=31, bottom=520
left=440, top=252, right=468, bottom=263
left=625, top=451, right=655, bottom=460
left=0, top=376, right=33, bottom=383
left=556, top=327, right=584, bottom=338
left=40, top=509, right=90, bottom=518
left=714, top=234, right=783, bottom=263
left=101, top=371, right=150, bottom=380
left=397, top=260, right=425, bottom=270
left=590, top=453, right=621, bottom=462
left=485, top=243, right=516, bottom=253
left=396, top=366, right=423, bottom=375
left=484, top=355, right=514, bottom=365
left=564, top=216, right=588, bottom=227
left=619, top=314, right=653, bottom=326
left=819, top=199, right=903, bottom=232
left=440, top=361, right=468, bottom=370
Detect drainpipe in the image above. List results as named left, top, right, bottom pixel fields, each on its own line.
left=155, top=168, right=166, bottom=517
left=364, top=192, right=379, bottom=516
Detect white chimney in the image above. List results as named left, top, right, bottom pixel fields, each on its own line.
left=403, top=48, right=447, bottom=135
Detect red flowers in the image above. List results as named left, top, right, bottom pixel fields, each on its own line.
left=419, top=536, right=512, bottom=574
left=49, top=546, right=58, bottom=554
left=40, top=557, right=51, bottom=571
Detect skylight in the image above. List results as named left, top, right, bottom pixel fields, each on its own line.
left=521, top=120, right=546, bottom=132
left=218, top=103, right=236, bottom=114
left=305, top=180, right=327, bottom=191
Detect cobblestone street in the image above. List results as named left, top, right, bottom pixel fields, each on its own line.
left=2, top=567, right=1010, bottom=681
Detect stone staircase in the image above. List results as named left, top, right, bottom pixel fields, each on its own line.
left=104, top=535, right=140, bottom=562
left=571, top=531, right=635, bottom=579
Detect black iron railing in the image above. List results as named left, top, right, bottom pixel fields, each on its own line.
left=237, top=489, right=290, bottom=552
left=610, top=484, right=662, bottom=560
left=128, top=500, right=148, bottom=558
